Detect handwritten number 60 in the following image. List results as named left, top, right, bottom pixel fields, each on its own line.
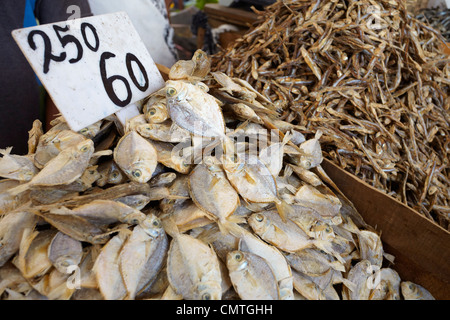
left=100, top=52, right=149, bottom=107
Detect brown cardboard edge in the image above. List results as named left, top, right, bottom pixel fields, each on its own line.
left=321, top=158, right=450, bottom=299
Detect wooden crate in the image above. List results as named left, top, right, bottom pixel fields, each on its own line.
left=322, top=159, right=450, bottom=300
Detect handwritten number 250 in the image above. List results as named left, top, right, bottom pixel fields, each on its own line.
left=27, top=23, right=99, bottom=74
left=27, top=22, right=148, bottom=108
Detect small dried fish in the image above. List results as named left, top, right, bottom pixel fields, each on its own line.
left=165, top=218, right=222, bottom=300
left=233, top=225, right=294, bottom=300
left=47, top=232, right=83, bottom=274
left=119, top=214, right=168, bottom=299
left=226, top=250, right=279, bottom=300
left=188, top=156, right=241, bottom=234
left=8, top=139, right=95, bottom=196
left=114, top=131, right=158, bottom=183
left=223, top=153, right=292, bottom=222
left=13, top=228, right=55, bottom=279
left=0, top=210, right=37, bottom=267
left=0, top=148, right=38, bottom=182
left=34, top=130, right=87, bottom=169
left=93, top=230, right=129, bottom=300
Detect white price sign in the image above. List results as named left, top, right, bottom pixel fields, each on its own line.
left=12, top=12, right=165, bottom=131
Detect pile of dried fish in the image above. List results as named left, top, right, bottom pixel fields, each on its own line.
left=415, top=8, right=450, bottom=42
left=0, top=51, right=435, bottom=300
left=211, top=0, right=450, bottom=229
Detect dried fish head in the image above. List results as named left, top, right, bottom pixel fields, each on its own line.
left=78, top=120, right=102, bottom=139
left=401, top=281, right=435, bottom=300
left=97, top=160, right=127, bottom=187
left=169, top=60, right=196, bottom=80
left=298, top=131, right=323, bottom=170
left=143, top=95, right=169, bottom=124
left=192, top=49, right=211, bottom=79
left=114, top=194, right=151, bottom=211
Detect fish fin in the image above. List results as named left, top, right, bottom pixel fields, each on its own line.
left=160, top=215, right=180, bottom=238
left=7, top=182, right=31, bottom=196
left=281, top=131, right=292, bottom=146
left=92, top=150, right=113, bottom=158
left=196, top=225, right=221, bottom=244
left=15, top=227, right=38, bottom=276
left=0, top=147, right=13, bottom=156
left=203, top=138, right=223, bottom=157
left=209, top=176, right=221, bottom=190
left=383, top=252, right=395, bottom=264
left=244, top=170, right=256, bottom=184
left=341, top=278, right=357, bottom=293
left=275, top=200, right=293, bottom=222
left=315, top=130, right=323, bottom=140
left=226, top=120, right=250, bottom=137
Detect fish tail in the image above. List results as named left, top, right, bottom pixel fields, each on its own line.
left=218, top=217, right=244, bottom=237
left=313, top=240, right=347, bottom=267
left=275, top=200, right=293, bottom=222
left=160, top=215, right=179, bottom=238
left=383, top=252, right=395, bottom=264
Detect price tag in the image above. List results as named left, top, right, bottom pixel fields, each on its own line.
left=12, top=12, right=165, bottom=132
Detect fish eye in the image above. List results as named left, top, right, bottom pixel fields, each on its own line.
left=60, top=260, right=70, bottom=267
left=409, top=283, right=415, bottom=290
left=132, top=169, right=142, bottom=178
left=234, top=252, right=243, bottom=261
left=80, top=145, right=89, bottom=152
left=79, top=128, right=88, bottom=134
left=166, top=87, right=177, bottom=97
left=111, top=171, right=119, bottom=178
left=201, top=292, right=211, bottom=300
left=148, top=108, right=156, bottom=116
left=254, top=214, right=264, bottom=222
left=183, top=162, right=190, bottom=167
left=196, top=52, right=203, bottom=59
left=325, top=227, right=331, bottom=233
left=152, top=219, right=161, bottom=227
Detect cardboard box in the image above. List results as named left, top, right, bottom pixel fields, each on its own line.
left=322, top=159, right=450, bottom=300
